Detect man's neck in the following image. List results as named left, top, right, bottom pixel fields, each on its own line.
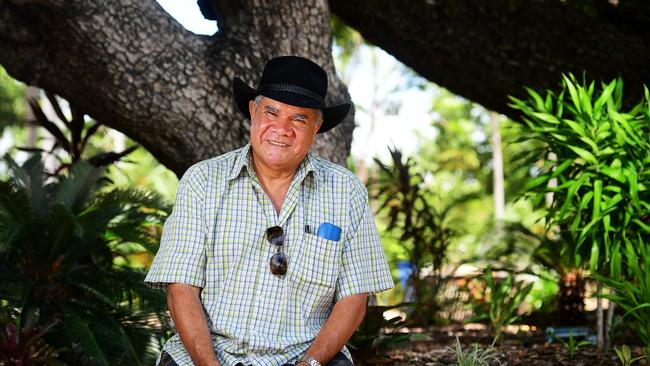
left=251, top=157, right=300, bottom=215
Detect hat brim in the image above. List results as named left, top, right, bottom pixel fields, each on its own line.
left=233, top=77, right=350, bottom=134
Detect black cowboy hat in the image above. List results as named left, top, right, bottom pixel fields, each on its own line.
left=232, top=56, right=351, bottom=134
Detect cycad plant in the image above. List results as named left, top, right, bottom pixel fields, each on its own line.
left=0, top=154, right=169, bottom=365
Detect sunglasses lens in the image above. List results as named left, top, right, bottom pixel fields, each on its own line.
left=266, top=226, right=284, bottom=246
left=270, top=252, right=288, bottom=276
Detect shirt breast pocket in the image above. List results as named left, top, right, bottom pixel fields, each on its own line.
left=292, top=233, right=342, bottom=288
left=288, top=233, right=342, bottom=322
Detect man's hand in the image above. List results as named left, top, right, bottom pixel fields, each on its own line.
left=302, top=293, right=368, bottom=364
left=167, top=283, right=220, bottom=366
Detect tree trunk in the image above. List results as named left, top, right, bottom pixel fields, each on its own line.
left=0, top=0, right=354, bottom=176
left=329, top=0, right=650, bottom=116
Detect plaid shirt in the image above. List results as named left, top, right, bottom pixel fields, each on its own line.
left=145, top=144, right=394, bottom=366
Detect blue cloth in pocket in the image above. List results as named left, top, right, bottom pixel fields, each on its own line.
left=316, top=222, right=341, bottom=241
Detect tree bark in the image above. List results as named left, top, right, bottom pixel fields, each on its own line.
left=329, top=0, right=650, bottom=116
left=0, top=0, right=354, bottom=176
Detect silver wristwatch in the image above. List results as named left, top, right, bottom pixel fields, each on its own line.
left=297, top=355, right=321, bottom=366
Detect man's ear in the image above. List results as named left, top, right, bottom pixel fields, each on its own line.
left=248, top=100, right=256, bottom=118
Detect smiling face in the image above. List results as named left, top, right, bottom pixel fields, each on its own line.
left=248, top=96, right=322, bottom=176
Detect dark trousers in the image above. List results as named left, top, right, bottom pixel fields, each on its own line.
left=158, top=350, right=353, bottom=366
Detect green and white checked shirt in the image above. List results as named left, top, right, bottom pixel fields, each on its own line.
left=145, top=144, right=394, bottom=366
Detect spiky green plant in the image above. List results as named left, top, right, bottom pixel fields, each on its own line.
left=0, top=154, right=170, bottom=365
left=467, top=268, right=532, bottom=342
left=448, top=337, right=502, bottom=366
left=509, top=75, right=650, bottom=277
left=592, top=242, right=650, bottom=350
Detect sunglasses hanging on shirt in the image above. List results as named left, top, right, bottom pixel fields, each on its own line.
left=266, top=226, right=287, bottom=276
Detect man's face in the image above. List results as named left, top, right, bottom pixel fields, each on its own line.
left=249, top=96, right=321, bottom=173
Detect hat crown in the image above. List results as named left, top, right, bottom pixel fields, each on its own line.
left=258, top=56, right=328, bottom=101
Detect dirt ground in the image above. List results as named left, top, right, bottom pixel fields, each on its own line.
left=353, top=325, right=645, bottom=366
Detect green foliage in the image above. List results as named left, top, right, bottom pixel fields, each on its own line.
left=467, top=269, right=533, bottom=341
left=592, top=242, right=650, bottom=349
left=371, top=147, right=475, bottom=323
left=505, top=223, right=586, bottom=321
left=558, top=331, right=591, bottom=357
left=614, top=345, right=646, bottom=366
left=331, top=15, right=364, bottom=70
left=509, top=75, right=650, bottom=276
left=0, top=154, right=170, bottom=365
left=0, top=66, right=26, bottom=131
left=23, top=93, right=137, bottom=174
left=447, top=337, right=502, bottom=366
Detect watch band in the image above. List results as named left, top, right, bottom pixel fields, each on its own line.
left=297, top=355, right=321, bottom=366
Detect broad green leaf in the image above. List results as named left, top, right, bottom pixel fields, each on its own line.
left=590, top=240, right=600, bottom=272
left=632, top=219, right=650, bottom=233
left=613, top=77, right=623, bottom=109
left=578, top=137, right=599, bottom=153
left=598, top=146, right=615, bottom=156
left=592, top=179, right=602, bottom=219
left=563, top=75, right=582, bottom=113
left=564, top=120, right=587, bottom=136
left=550, top=133, right=568, bottom=142
left=568, top=146, right=597, bottom=165
left=526, top=87, right=546, bottom=112
left=594, top=80, right=616, bottom=114
left=523, top=174, right=551, bottom=191
left=545, top=92, right=553, bottom=111
left=572, top=191, right=593, bottom=234
left=558, top=174, right=587, bottom=222
left=600, top=167, right=626, bottom=183
left=551, top=159, right=573, bottom=178
left=610, top=243, right=621, bottom=280
left=579, top=83, right=593, bottom=117
left=532, top=112, right=560, bottom=124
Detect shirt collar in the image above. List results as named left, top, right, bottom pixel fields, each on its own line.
left=228, top=143, right=320, bottom=183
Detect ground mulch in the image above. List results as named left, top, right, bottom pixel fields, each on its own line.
left=353, top=325, right=644, bottom=365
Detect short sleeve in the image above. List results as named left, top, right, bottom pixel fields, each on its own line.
left=335, top=183, right=394, bottom=301
left=145, top=164, right=207, bottom=290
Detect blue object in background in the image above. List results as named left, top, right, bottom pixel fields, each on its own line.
left=316, top=222, right=342, bottom=241
left=396, top=261, right=417, bottom=289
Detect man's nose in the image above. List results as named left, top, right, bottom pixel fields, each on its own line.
left=269, top=117, right=292, bottom=134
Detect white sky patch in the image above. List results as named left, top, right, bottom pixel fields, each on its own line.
left=346, top=47, right=436, bottom=164
left=156, top=0, right=218, bottom=35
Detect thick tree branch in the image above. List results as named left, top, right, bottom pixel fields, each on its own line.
left=329, top=0, right=650, bottom=116
left=0, top=0, right=353, bottom=176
